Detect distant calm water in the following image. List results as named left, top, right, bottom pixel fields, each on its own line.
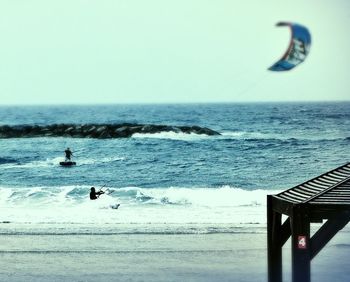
left=0, top=102, right=349, bottom=234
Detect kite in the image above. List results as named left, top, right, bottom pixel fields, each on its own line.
left=268, top=22, right=311, bottom=71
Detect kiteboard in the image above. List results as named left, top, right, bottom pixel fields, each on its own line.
left=110, top=204, right=121, bottom=210
left=59, top=161, right=76, bottom=166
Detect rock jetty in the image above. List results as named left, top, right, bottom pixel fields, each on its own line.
left=0, top=124, right=220, bottom=139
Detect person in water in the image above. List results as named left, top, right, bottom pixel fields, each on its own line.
left=64, top=147, right=73, bottom=161
left=90, top=187, right=105, bottom=200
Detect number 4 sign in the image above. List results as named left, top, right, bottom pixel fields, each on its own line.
left=298, top=236, right=307, bottom=249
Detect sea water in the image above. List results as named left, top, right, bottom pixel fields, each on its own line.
left=0, top=102, right=349, bottom=235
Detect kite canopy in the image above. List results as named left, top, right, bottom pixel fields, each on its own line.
left=268, top=22, right=311, bottom=71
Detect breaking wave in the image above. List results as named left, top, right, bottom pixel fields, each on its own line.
left=0, top=185, right=281, bottom=234
left=132, top=131, right=211, bottom=141
left=220, top=131, right=348, bottom=142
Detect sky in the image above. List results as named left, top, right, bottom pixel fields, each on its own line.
left=0, top=0, right=349, bottom=105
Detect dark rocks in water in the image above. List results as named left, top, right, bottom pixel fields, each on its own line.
left=113, top=126, right=131, bottom=137
left=0, top=123, right=221, bottom=139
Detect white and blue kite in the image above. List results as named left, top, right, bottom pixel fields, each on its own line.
left=269, top=22, right=311, bottom=71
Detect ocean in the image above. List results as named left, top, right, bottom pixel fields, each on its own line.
left=0, top=102, right=349, bottom=235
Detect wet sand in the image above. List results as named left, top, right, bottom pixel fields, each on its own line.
left=0, top=231, right=349, bottom=282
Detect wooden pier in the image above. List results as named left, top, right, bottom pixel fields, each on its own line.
left=267, top=162, right=350, bottom=282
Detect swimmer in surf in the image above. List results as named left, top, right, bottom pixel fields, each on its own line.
left=90, top=187, right=105, bottom=200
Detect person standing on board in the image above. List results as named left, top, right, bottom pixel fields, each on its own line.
left=89, top=187, right=105, bottom=200
left=64, top=147, right=73, bottom=162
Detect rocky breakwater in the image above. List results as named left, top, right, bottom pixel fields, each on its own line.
left=0, top=124, right=221, bottom=139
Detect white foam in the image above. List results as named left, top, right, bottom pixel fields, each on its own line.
left=221, top=131, right=288, bottom=140
left=0, top=156, right=125, bottom=169
left=0, top=157, right=63, bottom=169
left=132, top=131, right=209, bottom=141
left=132, top=186, right=273, bottom=207
left=77, top=156, right=125, bottom=166
left=0, top=186, right=281, bottom=229
left=221, top=131, right=346, bottom=141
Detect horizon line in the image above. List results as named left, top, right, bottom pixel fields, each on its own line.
left=0, top=100, right=349, bottom=107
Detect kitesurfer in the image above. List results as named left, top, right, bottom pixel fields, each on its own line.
left=90, top=187, right=105, bottom=200
left=64, top=147, right=73, bottom=161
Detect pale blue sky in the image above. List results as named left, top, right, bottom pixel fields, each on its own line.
left=0, top=0, right=349, bottom=104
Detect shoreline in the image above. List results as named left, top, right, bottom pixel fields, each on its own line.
left=0, top=231, right=349, bottom=282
